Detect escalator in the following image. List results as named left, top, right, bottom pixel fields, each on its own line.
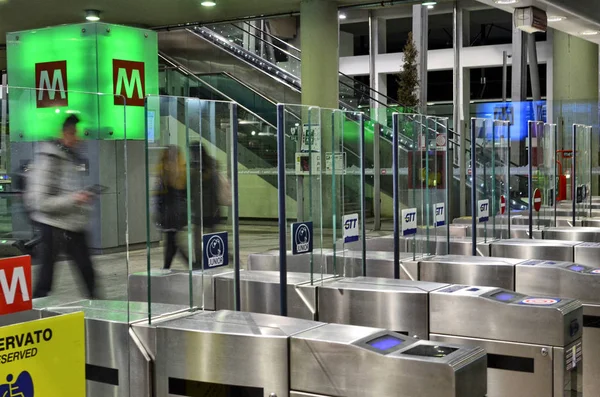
left=159, top=21, right=527, bottom=214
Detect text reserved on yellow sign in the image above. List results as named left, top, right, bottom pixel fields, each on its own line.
left=0, top=311, right=85, bottom=396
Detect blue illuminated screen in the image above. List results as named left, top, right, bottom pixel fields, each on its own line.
left=367, top=335, right=404, bottom=351
left=569, top=265, right=585, bottom=272
left=493, top=292, right=516, bottom=302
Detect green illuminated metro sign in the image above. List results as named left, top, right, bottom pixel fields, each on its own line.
left=7, top=23, right=158, bottom=141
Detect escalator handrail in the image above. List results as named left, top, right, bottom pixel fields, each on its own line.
left=240, top=21, right=302, bottom=55
left=159, top=52, right=277, bottom=129
left=226, top=22, right=302, bottom=62
left=207, top=22, right=408, bottom=113
left=187, top=26, right=302, bottom=92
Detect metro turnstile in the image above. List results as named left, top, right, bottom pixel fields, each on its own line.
left=214, top=270, right=332, bottom=320
left=515, top=260, right=600, bottom=396
left=317, top=277, right=449, bottom=338
left=406, top=255, right=522, bottom=290
left=38, top=299, right=186, bottom=397
left=152, top=310, right=488, bottom=397
left=452, top=223, right=544, bottom=239
left=313, top=276, right=581, bottom=397
left=291, top=323, right=487, bottom=397
left=489, top=238, right=600, bottom=266
left=429, top=284, right=582, bottom=397
left=247, top=249, right=335, bottom=273
left=399, top=236, right=493, bottom=256
left=325, top=250, right=420, bottom=278
left=128, top=267, right=233, bottom=309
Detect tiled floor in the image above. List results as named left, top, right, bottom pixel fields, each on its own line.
left=33, top=220, right=394, bottom=302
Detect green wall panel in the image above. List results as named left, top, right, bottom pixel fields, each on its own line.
left=6, top=23, right=158, bottom=141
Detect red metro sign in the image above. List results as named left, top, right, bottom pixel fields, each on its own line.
left=0, top=256, right=32, bottom=315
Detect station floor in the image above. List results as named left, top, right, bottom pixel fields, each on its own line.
left=33, top=220, right=394, bottom=301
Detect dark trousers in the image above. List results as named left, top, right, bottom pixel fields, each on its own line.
left=163, top=226, right=209, bottom=270
left=34, top=223, right=96, bottom=299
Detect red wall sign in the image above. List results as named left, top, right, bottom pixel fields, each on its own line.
left=0, top=256, right=32, bottom=315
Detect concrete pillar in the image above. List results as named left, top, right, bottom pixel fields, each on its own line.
left=369, top=11, right=388, bottom=108
left=300, top=0, right=339, bottom=110
left=300, top=0, right=339, bottom=230
left=552, top=30, right=599, bottom=193
left=413, top=4, right=428, bottom=113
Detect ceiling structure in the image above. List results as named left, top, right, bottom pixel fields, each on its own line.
left=474, top=0, right=600, bottom=45
left=0, top=0, right=417, bottom=45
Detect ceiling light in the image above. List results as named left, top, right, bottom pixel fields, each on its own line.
left=201, top=0, right=216, bottom=6
left=547, top=16, right=566, bottom=22
left=339, top=13, right=347, bottom=20
left=422, top=1, right=437, bottom=5
left=494, top=0, right=519, bottom=4
left=85, top=10, right=100, bottom=21
left=581, top=30, right=599, bottom=36
left=427, top=5, right=434, bottom=9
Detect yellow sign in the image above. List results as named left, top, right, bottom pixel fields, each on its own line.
left=0, top=311, right=85, bottom=396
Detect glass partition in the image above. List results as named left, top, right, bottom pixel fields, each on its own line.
left=144, top=95, right=238, bottom=319
left=533, top=122, right=557, bottom=229
left=398, top=113, right=432, bottom=257
left=493, top=120, right=511, bottom=240
left=280, top=104, right=324, bottom=286
left=470, top=118, right=494, bottom=244
left=425, top=116, right=450, bottom=250
left=574, top=124, right=593, bottom=221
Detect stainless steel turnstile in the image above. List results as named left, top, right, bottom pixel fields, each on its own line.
left=153, top=310, right=322, bottom=397
left=39, top=299, right=185, bottom=397
left=317, top=277, right=448, bottom=338
left=128, top=268, right=233, bottom=309
left=325, top=250, right=419, bottom=278
left=430, top=285, right=583, bottom=397
left=452, top=223, right=544, bottom=239
left=413, top=255, right=522, bottom=290
left=291, top=323, right=487, bottom=397
left=247, top=249, right=335, bottom=273
left=399, top=236, right=493, bottom=256
left=515, top=260, right=600, bottom=396
left=214, top=270, right=330, bottom=320
left=489, top=239, right=582, bottom=261
left=544, top=227, right=600, bottom=242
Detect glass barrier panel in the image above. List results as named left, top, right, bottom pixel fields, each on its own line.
left=426, top=116, right=450, bottom=249
left=471, top=118, right=494, bottom=244
left=493, top=120, right=510, bottom=240
left=281, top=104, right=323, bottom=284
left=574, top=124, right=592, bottom=220
left=533, top=122, right=556, bottom=229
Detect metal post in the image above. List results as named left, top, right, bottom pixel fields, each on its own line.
left=392, top=113, right=400, bottom=279
left=502, top=51, right=508, bottom=103
left=0, top=73, right=6, bottom=172
left=373, top=123, right=381, bottom=230
left=276, top=104, right=287, bottom=316
left=590, top=126, right=593, bottom=218
left=231, top=104, right=241, bottom=311
left=445, top=118, right=451, bottom=254
left=528, top=121, right=534, bottom=238
left=470, top=118, right=477, bottom=256
left=572, top=124, right=577, bottom=225
left=453, top=2, right=466, bottom=217
left=359, top=113, right=367, bottom=276
left=507, top=122, right=511, bottom=239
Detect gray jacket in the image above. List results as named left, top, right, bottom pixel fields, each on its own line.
left=25, top=141, right=91, bottom=232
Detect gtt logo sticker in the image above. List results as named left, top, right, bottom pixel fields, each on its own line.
left=35, top=60, right=68, bottom=108
left=112, top=59, right=145, bottom=107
